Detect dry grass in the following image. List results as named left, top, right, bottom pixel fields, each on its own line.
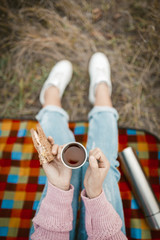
left=0, top=0, right=160, bottom=137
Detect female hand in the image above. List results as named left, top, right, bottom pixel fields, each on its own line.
left=42, top=136, right=72, bottom=191
left=84, top=148, right=110, bottom=198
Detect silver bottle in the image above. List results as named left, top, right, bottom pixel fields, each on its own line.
left=119, top=147, right=160, bottom=230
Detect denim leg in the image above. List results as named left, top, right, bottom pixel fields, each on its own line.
left=29, top=105, right=81, bottom=240
left=78, top=106, right=126, bottom=239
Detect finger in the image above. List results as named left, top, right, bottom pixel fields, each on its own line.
left=57, top=146, right=63, bottom=160
left=90, top=148, right=107, bottom=167
left=98, top=154, right=109, bottom=168
left=52, top=144, right=59, bottom=155
left=48, top=136, right=54, bottom=146
left=89, top=155, right=99, bottom=170
left=91, top=147, right=101, bottom=156
left=89, top=149, right=95, bottom=157
left=90, top=152, right=104, bottom=168
left=91, top=149, right=108, bottom=168
left=94, top=151, right=101, bottom=161
left=91, top=148, right=102, bottom=160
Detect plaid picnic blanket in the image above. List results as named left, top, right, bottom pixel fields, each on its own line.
left=0, top=119, right=159, bottom=240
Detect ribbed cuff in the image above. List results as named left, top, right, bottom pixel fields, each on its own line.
left=81, top=189, right=123, bottom=237
left=36, top=105, right=69, bottom=122
left=45, top=181, right=74, bottom=205
left=81, top=189, right=110, bottom=217
left=88, top=106, right=119, bottom=120
left=32, top=182, right=74, bottom=232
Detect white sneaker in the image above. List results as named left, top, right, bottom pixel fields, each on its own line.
left=39, top=60, right=73, bottom=105
left=88, top=52, right=112, bottom=104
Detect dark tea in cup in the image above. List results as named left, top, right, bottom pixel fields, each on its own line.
left=61, top=142, right=87, bottom=169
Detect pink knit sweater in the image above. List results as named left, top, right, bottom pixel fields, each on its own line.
left=31, top=182, right=127, bottom=240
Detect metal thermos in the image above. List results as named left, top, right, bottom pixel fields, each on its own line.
left=119, top=147, right=160, bottom=230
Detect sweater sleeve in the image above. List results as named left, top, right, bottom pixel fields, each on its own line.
left=31, top=181, right=74, bottom=240
left=81, top=189, right=127, bottom=240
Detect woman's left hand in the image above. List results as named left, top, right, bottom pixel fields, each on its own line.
left=42, top=136, right=72, bottom=191
left=84, top=147, right=110, bottom=198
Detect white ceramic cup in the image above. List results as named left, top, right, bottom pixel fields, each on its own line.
left=61, top=142, right=87, bottom=169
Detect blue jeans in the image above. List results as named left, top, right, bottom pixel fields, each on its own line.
left=29, top=105, right=126, bottom=239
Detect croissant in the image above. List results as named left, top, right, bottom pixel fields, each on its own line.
left=30, top=123, right=54, bottom=165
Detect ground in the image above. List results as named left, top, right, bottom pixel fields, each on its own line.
left=0, top=0, right=160, bottom=137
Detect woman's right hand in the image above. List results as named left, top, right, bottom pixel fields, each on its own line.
left=84, top=148, right=110, bottom=198
left=42, top=137, right=72, bottom=191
